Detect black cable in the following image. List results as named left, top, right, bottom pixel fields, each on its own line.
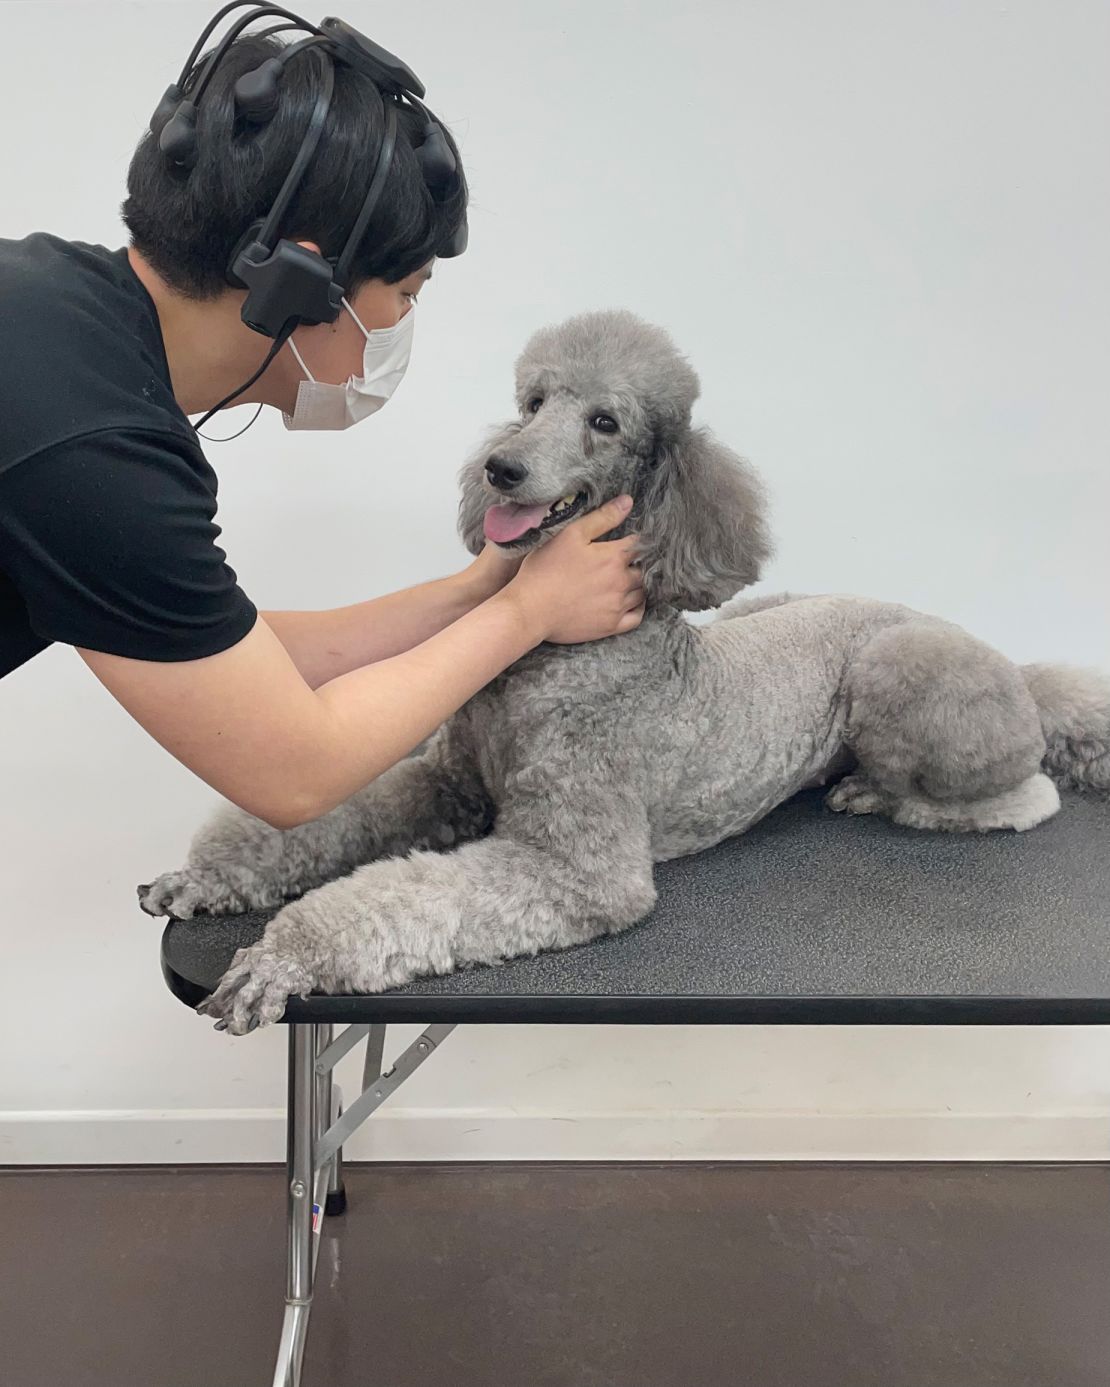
left=197, top=403, right=263, bottom=443
left=334, top=99, right=398, bottom=289
left=177, top=1, right=260, bottom=85
left=192, top=322, right=294, bottom=432
left=255, top=48, right=335, bottom=247
left=253, top=22, right=302, bottom=39
left=182, top=5, right=316, bottom=103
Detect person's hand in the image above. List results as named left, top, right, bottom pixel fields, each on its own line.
left=459, top=540, right=525, bottom=605
left=500, top=494, right=645, bottom=645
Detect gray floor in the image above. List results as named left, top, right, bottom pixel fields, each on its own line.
left=3, top=1163, right=1109, bottom=1387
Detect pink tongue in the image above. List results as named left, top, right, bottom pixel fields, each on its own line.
left=484, top=501, right=552, bottom=543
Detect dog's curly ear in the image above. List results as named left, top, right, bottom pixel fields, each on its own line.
left=634, top=427, right=771, bottom=611
left=457, top=424, right=519, bottom=556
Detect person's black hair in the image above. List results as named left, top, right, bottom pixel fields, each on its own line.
left=123, top=33, right=467, bottom=299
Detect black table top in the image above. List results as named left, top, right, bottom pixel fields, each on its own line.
left=160, top=789, right=1110, bottom=1026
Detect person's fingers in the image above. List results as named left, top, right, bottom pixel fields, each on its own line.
left=574, top=495, right=634, bottom=542
left=606, top=533, right=643, bottom=563
left=617, top=602, right=646, bottom=632
left=597, top=530, right=640, bottom=550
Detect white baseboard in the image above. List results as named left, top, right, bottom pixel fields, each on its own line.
left=2, top=1107, right=1108, bottom=1165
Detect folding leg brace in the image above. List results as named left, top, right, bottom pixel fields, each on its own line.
left=271, top=1019, right=456, bottom=1387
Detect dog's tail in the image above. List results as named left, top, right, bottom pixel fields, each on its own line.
left=1022, top=663, right=1110, bottom=794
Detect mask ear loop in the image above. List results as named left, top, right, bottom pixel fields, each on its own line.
left=341, top=298, right=372, bottom=337
left=285, top=298, right=390, bottom=391
left=340, top=297, right=413, bottom=339
left=287, top=335, right=317, bottom=382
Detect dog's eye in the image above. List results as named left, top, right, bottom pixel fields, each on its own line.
left=526, top=397, right=543, bottom=414
left=590, top=413, right=619, bottom=434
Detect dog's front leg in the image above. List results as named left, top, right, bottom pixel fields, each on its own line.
left=139, top=734, right=492, bottom=920
left=200, top=801, right=655, bottom=1034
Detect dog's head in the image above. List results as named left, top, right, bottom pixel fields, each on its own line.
left=457, top=309, right=770, bottom=610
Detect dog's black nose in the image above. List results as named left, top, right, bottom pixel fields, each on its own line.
left=485, top=455, right=528, bottom=491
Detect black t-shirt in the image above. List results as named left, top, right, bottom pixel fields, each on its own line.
left=0, top=233, right=257, bottom=679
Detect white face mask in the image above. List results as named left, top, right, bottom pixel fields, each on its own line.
left=282, top=297, right=414, bottom=432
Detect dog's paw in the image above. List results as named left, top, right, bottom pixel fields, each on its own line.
left=138, top=868, right=260, bottom=920
left=825, top=774, right=884, bottom=816
left=198, top=943, right=314, bottom=1035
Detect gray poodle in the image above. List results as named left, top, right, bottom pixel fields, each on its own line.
left=140, top=310, right=1110, bottom=1034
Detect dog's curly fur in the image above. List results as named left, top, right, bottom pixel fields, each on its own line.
left=140, top=310, right=1110, bottom=1034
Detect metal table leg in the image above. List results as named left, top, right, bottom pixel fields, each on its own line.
left=269, top=1018, right=454, bottom=1384
left=272, top=1024, right=316, bottom=1387
left=314, top=1023, right=347, bottom=1217
left=364, top=1022, right=386, bottom=1092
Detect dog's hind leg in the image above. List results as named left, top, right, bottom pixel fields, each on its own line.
left=139, top=731, right=493, bottom=919
left=826, top=620, right=1059, bottom=833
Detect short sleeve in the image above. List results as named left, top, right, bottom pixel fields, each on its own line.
left=0, top=429, right=258, bottom=662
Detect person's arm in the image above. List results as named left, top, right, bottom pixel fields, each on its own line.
left=81, top=597, right=534, bottom=829
left=79, top=498, right=643, bottom=830
left=0, top=433, right=641, bottom=829
left=263, top=545, right=523, bottom=688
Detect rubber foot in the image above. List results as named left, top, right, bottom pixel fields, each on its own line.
left=325, top=1186, right=348, bottom=1217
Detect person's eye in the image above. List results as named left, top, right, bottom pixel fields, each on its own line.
left=590, top=412, right=619, bottom=434
left=403, top=291, right=419, bottom=304
left=526, top=396, right=543, bottom=414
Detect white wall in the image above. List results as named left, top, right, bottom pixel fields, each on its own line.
left=2, top=0, right=1108, bottom=1164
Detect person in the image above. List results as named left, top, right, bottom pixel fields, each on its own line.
left=0, top=11, right=644, bottom=831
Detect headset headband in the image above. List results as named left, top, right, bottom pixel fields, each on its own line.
left=150, top=3, right=467, bottom=342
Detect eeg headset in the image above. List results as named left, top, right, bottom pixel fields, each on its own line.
left=149, top=3, right=467, bottom=423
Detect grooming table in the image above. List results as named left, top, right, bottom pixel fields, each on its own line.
left=160, top=788, right=1110, bottom=1386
